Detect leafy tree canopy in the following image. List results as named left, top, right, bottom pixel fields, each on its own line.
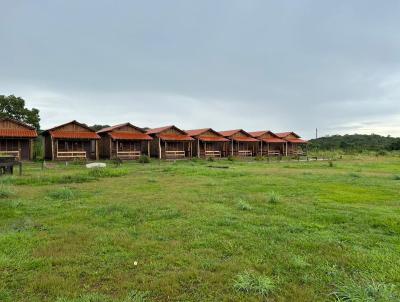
left=309, top=134, right=400, bottom=151
left=0, top=95, right=40, bottom=130
left=90, top=124, right=110, bottom=131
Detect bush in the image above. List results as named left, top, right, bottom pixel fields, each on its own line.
left=254, top=156, right=264, bottom=161
left=268, top=191, right=280, bottom=204
left=393, top=175, right=400, bottom=180
left=137, top=155, right=151, bottom=164
left=376, top=150, right=388, bottom=156
left=328, top=161, right=334, bottom=167
left=234, top=271, right=276, bottom=297
left=227, top=155, right=236, bottom=161
left=207, top=157, right=215, bottom=162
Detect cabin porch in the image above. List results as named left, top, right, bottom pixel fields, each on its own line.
left=0, top=138, right=32, bottom=160
left=53, top=139, right=98, bottom=160
left=160, top=140, right=193, bottom=159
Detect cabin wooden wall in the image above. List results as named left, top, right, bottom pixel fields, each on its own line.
left=55, top=123, right=93, bottom=133
left=0, top=119, right=30, bottom=130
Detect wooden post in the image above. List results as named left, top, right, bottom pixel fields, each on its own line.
left=30, top=139, right=34, bottom=160
left=204, top=141, right=207, bottom=157
left=197, top=139, right=200, bottom=158
left=190, top=141, right=192, bottom=158
left=51, top=137, right=55, bottom=160
left=285, top=142, right=288, bottom=156
left=95, top=140, right=99, bottom=160
left=158, top=137, right=161, bottom=159
left=108, top=138, right=112, bottom=159
left=147, top=141, right=150, bottom=157
left=17, top=140, right=21, bottom=160
left=260, top=141, right=263, bottom=157
left=231, top=139, right=234, bottom=156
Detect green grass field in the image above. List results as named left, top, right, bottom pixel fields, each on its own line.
left=0, top=156, right=399, bottom=301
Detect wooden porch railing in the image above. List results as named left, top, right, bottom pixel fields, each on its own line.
left=238, top=150, right=253, bottom=157
left=260, top=150, right=281, bottom=156
left=117, top=151, right=141, bottom=159
left=0, top=150, right=20, bottom=160
left=289, top=150, right=306, bottom=156
left=57, top=151, right=87, bottom=159
left=204, top=150, right=221, bottom=157
left=165, top=150, right=186, bottom=159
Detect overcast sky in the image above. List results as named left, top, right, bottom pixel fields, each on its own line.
left=1, top=1, right=399, bottom=138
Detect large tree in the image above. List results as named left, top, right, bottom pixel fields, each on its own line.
left=0, top=95, right=40, bottom=129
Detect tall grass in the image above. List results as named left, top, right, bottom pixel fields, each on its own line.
left=268, top=191, right=281, bottom=204
left=48, top=187, right=76, bottom=201
left=331, top=279, right=399, bottom=302
left=0, top=168, right=129, bottom=186
left=237, top=199, right=252, bottom=211
left=0, top=185, right=15, bottom=198
left=234, top=271, right=276, bottom=297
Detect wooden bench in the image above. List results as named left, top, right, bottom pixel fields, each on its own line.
left=0, top=156, right=21, bottom=175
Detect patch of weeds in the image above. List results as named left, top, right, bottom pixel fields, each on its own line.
left=0, top=185, right=15, bottom=198
left=237, top=199, right=252, bottom=211
left=291, top=255, right=310, bottom=269
left=254, top=156, right=264, bottom=161
left=123, top=289, right=150, bottom=302
left=227, top=155, right=236, bottom=161
left=328, top=161, right=334, bottom=167
left=48, top=187, right=76, bottom=201
left=70, top=158, right=87, bottom=166
left=393, top=175, right=400, bottom=180
left=147, top=177, right=158, bottom=183
left=331, top=278, right=399, bottom=302
left=137, top=155, right=150, bottom=164
left=234, top=271, right=276, bottom=297
left=348, top=172, right=361, bottom=178
left=56, top=293, right=111, bottom=302
left=268, top=191, right=281, bottom=204
left=88, top=168, right=128, bottom=178
left=11, top=217, right=46, bottom=232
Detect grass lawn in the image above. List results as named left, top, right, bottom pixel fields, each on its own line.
left=0, top=155, right=399, bottom=301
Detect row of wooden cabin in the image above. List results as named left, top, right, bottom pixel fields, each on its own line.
left=0, top=118, right=308, bottom=161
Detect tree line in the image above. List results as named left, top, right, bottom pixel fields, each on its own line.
left=309, top=134, right=400, bottom=151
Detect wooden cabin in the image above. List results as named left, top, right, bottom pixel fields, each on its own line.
left=249, top=130, right=286, bottom=156
left=146, top=125, right=194, bottom=159
left=219, top=129, right=259, bottom=157
left=43, top=120, right=100, bottom=160
left=0, top=118, right=38, bottom=160
left=185, top=128, right=229, bottom=158
left=275, top=132, right=308, bottom=156
left=97, top=123, right=153, bottom=159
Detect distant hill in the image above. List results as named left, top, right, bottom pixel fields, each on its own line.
left=308, top=134, right=400, bottom=151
